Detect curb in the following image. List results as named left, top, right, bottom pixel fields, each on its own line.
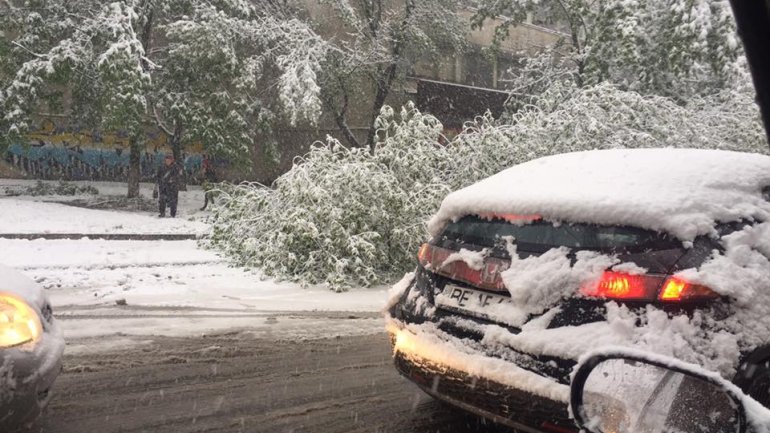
left=0, top=233, right=201, bottom=241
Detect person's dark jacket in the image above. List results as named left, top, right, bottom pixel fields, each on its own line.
left=157, top=163, right=181, bottom=194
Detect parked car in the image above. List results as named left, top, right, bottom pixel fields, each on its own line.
left=570, top=348, right=770, bottom=433
left=387, top=148, right=770, bottom=433
left=0, top=264, right=64, bottom=431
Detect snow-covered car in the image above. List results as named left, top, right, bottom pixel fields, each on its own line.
left=0, top=264, right=64, bottom=431
left=386, top=148, right=770, bottom=433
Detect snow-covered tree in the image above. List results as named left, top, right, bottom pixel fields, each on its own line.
left=471, top=0, right=743, bottom=100
left=0, top=0, right=99, bottom=143
left=0, top=0, right=150, bottom=196
left=314, top=0, right=467, bottom=147
left=1, top=0, right=330, bottom=195
left=206, top=103, right=452, bottom=290
left=153, top=2, right=331, bottom=164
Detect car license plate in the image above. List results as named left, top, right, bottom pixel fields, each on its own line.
left=435, top=284, right=512, bottom=320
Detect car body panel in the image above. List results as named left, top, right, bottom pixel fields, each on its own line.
left=0, top=264, right=65, bottom=431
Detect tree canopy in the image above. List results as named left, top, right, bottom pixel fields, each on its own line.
left=471, top=0, right=744, bottom=99
left=0, top=0, right=330, bottom=194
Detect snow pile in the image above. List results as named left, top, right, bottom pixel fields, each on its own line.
left=500, top=246, right=617, bottom=326
left=384, top=272, right=416, bottom=311
left=680, top=222, right=770, bottom=305
left=208, top=84, right=767, bottom=289
left=441, top=248, right=488, bottom=271
left=429, top=148, right=770, bottom=241
left=674, top=222, right=770, bottom=359
left=430, top=244, right=623, bottom=328
left=598, top=304, right=743, bottom=376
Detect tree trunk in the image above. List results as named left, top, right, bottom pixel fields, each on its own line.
left=364, top=0, right=413, bottom=148
left=170, top=121, right=183, bottom=161
left=170, top=121, right=187, bottom=190
left=366, top=67, right=396, bottom=147
left=127, top=136, right=141, bottom=198
left=336, top=114, right=361, bottom=148
left=321, top=84, right=362, bottom=148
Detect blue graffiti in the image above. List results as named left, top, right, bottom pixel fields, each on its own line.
left=4, top=142, right=204, bottom=181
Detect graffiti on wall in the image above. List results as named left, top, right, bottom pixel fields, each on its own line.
left=3, top=119, right=206, bottom=181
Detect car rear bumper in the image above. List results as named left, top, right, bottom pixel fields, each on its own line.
left=0, top=325, right=65, bottom=431
left=388, top=326, right=578, bottom=433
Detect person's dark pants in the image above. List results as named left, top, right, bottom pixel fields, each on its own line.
left=159, top=188, right=179, bottom=217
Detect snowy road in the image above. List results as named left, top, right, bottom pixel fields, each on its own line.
left=37, top=331, right=514, bottom=433
left=0, top=238, right=390, bottom=340
left=0, top=186, right=514, bottom=432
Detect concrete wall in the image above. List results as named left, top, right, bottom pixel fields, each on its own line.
left=463, top=10, right=567, bottom=54
left=413, top=10, right=569, bottom=89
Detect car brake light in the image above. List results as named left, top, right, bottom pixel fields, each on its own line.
left=417, top=243, right=431, bottom=266
left=581, top=272, right=720, bottom=303
left=658, top=277, right=719, bottom=301
left=580, top=272, right=662, bottom=301
left=659, top=278, right=686, bottom=300
left=476, top=212, right=541, bottom=223
left=419, top=243, right=721, bottom=303
left=416, top=243, right=508, bottom=291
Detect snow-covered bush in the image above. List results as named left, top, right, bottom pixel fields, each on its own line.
left=450, top=83, right=767, bottom=188
left=206, top=104, right=454, bottom=291
left=206, top=84, right=767, bottom=290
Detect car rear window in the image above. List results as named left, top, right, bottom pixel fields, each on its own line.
left=438, top=215, right=680, bottom=254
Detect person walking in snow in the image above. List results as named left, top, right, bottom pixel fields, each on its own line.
left=157, top=152, right=182, bottom=217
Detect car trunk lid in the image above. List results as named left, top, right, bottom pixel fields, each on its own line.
left=423, top=215, right=688, bottom=327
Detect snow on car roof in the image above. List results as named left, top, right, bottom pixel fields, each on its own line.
left=428, top=148, right=770, bottom=241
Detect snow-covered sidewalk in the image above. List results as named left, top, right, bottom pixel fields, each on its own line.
left=1, top=200, right=209, bottom=236
left=0, top=180, right=390, bottom=347
left=1, top=179, right=208, bottom=236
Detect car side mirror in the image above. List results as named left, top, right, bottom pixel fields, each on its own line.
left=571, top=351, right=746, bottom=433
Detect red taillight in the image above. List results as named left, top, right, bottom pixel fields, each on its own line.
left=476, top=212, right=541, bottom=223
left=659, top=277, right=686, bottom=300
left=417, top=243, right=431, bottom=266
left=596, top=273, right=646, bottom=298
left=416, top=243, right=508, bottom=291
left=658, top=277, right=719, bottom=302
left=580, top=272, right=661, bottom=301
left=581, top=272, right=720, bottom=303
left=418, top=243, right=721, bottom=303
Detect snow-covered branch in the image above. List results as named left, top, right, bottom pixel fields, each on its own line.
left=206, top=83, right=767, bottom=290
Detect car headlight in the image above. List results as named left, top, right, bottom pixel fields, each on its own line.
left=0, top=293, right=42, bottom=348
